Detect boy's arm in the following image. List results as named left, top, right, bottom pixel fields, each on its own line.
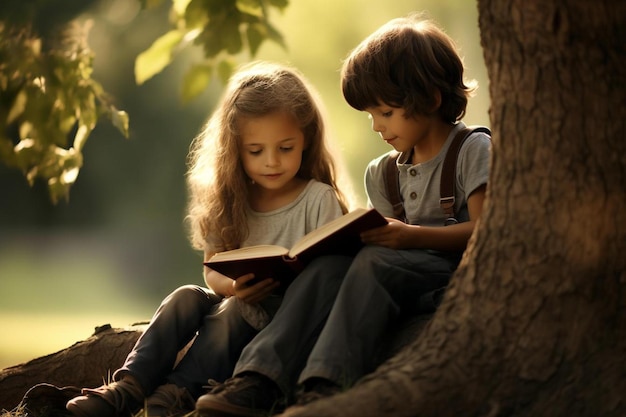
left=360, top=184, right=486, bottom=251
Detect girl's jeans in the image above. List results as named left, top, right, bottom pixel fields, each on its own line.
left=114, top=285, right=258, bottom=398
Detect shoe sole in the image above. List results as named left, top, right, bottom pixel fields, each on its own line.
left=66, top=401, right=109, bottom=417
left=195, top=395, right=266, bottom=417
left=66, top=396, right=132, bottom=417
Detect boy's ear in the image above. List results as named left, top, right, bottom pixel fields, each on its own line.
left=429, top=89, right=442, bottom=113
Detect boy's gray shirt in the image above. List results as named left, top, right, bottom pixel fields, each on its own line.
left=365, top=122, right=491, bottom=226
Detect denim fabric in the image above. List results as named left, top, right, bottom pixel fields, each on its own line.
left=114, top=285, right=258, bottom=398
left=300, top=245, right=458, bottom=386
left=233, top=256, right=353, bottom=395
left=233, top=246, right=458, bottom=395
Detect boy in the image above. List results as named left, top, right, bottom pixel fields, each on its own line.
left=196, top=14, right=491, bottom=416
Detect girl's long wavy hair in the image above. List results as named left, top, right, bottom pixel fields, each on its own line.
left=186, top=61, right=350, bottom=252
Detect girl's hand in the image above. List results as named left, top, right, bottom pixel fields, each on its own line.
left=233, top=273, right=280, bottom=304
left=360, top=217, right=416, bottom=249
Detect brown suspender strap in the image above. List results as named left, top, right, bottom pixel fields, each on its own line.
left=384, top=151, right=405, bottom=221
left=440, top=126, right=491, bottom=223
left=385, top=125, right=490, bottom=225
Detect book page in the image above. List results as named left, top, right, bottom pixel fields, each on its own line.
left=209, top=245, right=288, bottom=262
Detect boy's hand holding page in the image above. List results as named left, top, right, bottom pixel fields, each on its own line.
left=205, top=208, right=387, bottom=286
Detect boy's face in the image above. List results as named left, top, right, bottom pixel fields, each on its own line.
left=365, top=104, right=433, bottom=153
left=238, top=111, right=306, bottom=192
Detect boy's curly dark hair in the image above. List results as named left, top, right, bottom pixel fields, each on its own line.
left=341, top=14, right=476, bottom=124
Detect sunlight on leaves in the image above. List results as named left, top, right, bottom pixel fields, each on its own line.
left=182, top=63, right=213, bottom=103
left=7, top=89, right=27, bottom=124
left=236, top=0, right=264, bottom=18
left=110, top=108, right=130, bottom=138
left=0, top=21, right=129, bottom=203
left=135, top=0, right=289, bottom=97
left=73, top=124, right=91, bottom=152
left=135, top=29, right=184, bottom=85
left=173, top=0, right=193, bottom=16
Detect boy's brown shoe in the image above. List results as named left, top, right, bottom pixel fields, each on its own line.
left=196, top=372, right=285, bottom=416
left=294, top=378, right=341, bottom=407
left=66, top=378, right=143, bottom=417
left=144, top=383, right=195, bottom=417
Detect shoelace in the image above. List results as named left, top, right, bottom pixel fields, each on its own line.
left=146, top=384, right=193, bottom=409
left=203, top=376, right=258, bottom=395
left=202, top=379, right=223, bottom=394
left=81, top=380, right=143, bottom=412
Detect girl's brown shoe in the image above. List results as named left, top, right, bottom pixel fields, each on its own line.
left=66, top=378, right=144, bottom=417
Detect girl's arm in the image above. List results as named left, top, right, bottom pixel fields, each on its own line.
left=204, top=250, right=280, bottom=303
left=361, top=184, right=486, bottom=251
left=203, top=250, right=236, bottom=297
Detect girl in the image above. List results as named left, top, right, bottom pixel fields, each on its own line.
left=66, top=61, right=351, bottom=417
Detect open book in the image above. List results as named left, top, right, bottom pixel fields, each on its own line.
left=204, top=207, right=387, bottom=285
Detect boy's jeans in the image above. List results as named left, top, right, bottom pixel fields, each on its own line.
left=234, top=247, right=458, bottom=394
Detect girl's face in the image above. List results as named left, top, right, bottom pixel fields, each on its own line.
left=238, top=111, right=306, bottom=193
left=365, top=104, right=434, bottom=153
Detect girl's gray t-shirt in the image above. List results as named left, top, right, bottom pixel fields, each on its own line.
left=242, top=179, right=344, bottom=249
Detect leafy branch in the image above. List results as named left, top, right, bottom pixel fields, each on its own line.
left=136, top=0, right=288, bottom=102
left=0, top=21, right=128, bottom=204
left=0, top=0, right=288, bottom=203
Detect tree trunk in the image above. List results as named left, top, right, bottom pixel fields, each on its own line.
left=0, top=315, right=432, bottom=413
left=280, top=1, right=626, bottom=416
left=0, top=324, right=143, bottom=411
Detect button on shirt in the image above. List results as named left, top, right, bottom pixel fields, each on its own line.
left=364, top=122, right=491, bottom=227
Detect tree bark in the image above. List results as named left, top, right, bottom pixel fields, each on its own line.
left=279, top=0, right=626, bottom=416
left=0, top=324, right=143, bottom=411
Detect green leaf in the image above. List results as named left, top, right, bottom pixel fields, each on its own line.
left=110, top=108, right=130, bottom=138
left=13, top=138, right=40, bottom=172
left=246, top=24, right=264, bottom=57
left=217, top=59, right=235, bottom=85
left=184, top=0, right=210, bottom=29
left=199, top=28, right=224, bottom=58
left=223, top=16, right=244, bottom=55
left=47, top=176, right=70, bottom=204
left=264, top=21, right=286, bottom=49
left=135, top=30, right=184, bottom=85
left=73, top=123, right=91, bottom=152
left=173, top=0, right=193, bottom=16
left=8, top=89, right=27, bottom=124
left=267, top=0, right=289, bottom=10
left=181, top=63, right=213, bottom=103
left=236, top=0, right=264, bottom=17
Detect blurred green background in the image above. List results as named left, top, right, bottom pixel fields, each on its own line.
left=0, top=0, right=489, bottom=369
